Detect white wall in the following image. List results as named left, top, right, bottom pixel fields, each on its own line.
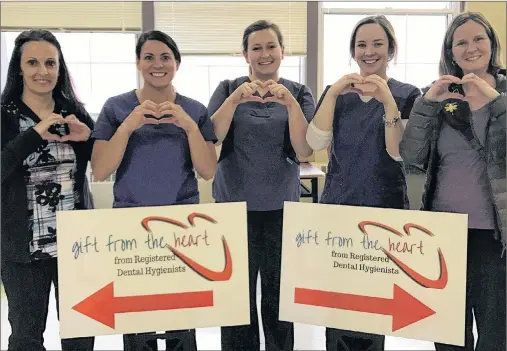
left=1, top=32, right=8, bottom=91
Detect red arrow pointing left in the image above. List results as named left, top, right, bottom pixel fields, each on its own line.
left=72, top=282, right=214, bottom=329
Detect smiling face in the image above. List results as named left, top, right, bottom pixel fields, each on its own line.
left=20, top=40, right=59, bottom=96
left=244, top=29, right=284, bottom=79
left=353, top=23, right=391, bottom=78
left=137, top=39, right=179, bottom=89
left=452, top=20, right=492, bottom=75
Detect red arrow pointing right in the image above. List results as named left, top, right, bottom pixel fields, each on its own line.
left=295, top=284, right=435, bottom=331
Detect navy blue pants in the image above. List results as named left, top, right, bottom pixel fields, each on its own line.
left=221, top=209, right=294, bottom=351
left=325, top=328, right=384, bottom=351
left=435, top=229, right=506, bottom=351
left=1, top=258, right=94, bottom=351
left=123, top=330, right=197, bottom=350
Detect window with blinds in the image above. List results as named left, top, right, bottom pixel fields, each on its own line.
left=0, top=2, right=142, bottom=31
left=154, top=2, right=307, bottom=55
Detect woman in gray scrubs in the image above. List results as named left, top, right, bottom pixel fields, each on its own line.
left=92, top=30, right=217, bottom=351
left=306, top=15, right=421, bottom=351
left=208, top=20, right=316, bottom=351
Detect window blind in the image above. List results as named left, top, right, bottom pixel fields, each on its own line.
left=154, top=2, right=307, bottom=55
left=1, top=2, right=142, bottom=31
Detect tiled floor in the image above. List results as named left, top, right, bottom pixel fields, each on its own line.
left=1, top=286, right=436, bottom=351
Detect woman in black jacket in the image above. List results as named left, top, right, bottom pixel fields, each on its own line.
left=1, top=30, right=95, bottom=351
left=400, top=12, right=505, bottom=351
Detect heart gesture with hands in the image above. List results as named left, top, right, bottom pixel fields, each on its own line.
left=34, top=113, right=91, bottom=142
left=60, top=114, right=91, bottom=142
left=360, top=74, right=397, bottom=107
left=124, top=100, right=197, bottom=134
left=122, top=100, right=156, bottom=133
left=424, top=73, right=499, bottom=104
left=230, top=79, right=299, bottom=106
left=34, top=113, right=66, bottom=141
left=142, top=100, right=174, bottom=124
left=328, top=73, right=364, bottom=97
left=261, top=80, right=298, bottom=106
left=460, top=73, right=499, bottom=103
left=230, top=80, right=266, bottom=105
left=424, top=75, right=466, bottom=102
left=156, top=101, right=198, bottom=133
left=329, top=73, right=396, bottom=108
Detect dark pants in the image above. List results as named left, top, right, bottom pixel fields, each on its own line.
left=325, top=328, right=384, bottom=351
left=221, top=209, right=294, bottom=351
left=435, top=229, right=506, bottom=351
left=123, top=330, right=197, bottom=350
left=1, top=258, right=94, bottom=351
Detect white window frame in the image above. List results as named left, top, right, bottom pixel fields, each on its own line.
left=1, top=29, right=142, bottom=119
left=317, top=2, right=462, bottom=97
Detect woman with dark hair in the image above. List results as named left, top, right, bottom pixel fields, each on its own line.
left=306, top=15, right=421, bottom=351
left=208, top=19, right=315, bottom=351
left=91, top=30, right=217, bottom=351
left=400, top=12, right=506, bottom=351
left=1, top=29, right=95, bottom=351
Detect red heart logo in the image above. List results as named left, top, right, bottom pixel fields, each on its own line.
left=358, top=221, right=448, bottom=290
left=141, top=213, right=233, bottom=281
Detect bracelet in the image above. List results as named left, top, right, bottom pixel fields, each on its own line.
left=383, top=110, right=401, bottom=127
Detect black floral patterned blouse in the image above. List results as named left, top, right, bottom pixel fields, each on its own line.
left=5, top=100, right=78, bottom=260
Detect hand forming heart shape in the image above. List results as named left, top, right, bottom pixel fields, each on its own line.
left=251, top=80, right=277, bottom=90
left=144, top=103, right=173, bottom=121
left=234, top=79, right=292, bottom=105
left=351, top=82, right=378, bottom=95
left=43, top=114, right=90, bottom=142
left=425, top=73, right=499, bottom=104
left=247, top=79, right=278, bottom=98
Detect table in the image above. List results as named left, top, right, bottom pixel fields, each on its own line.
left=299, top=162, right=326, bottom=203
